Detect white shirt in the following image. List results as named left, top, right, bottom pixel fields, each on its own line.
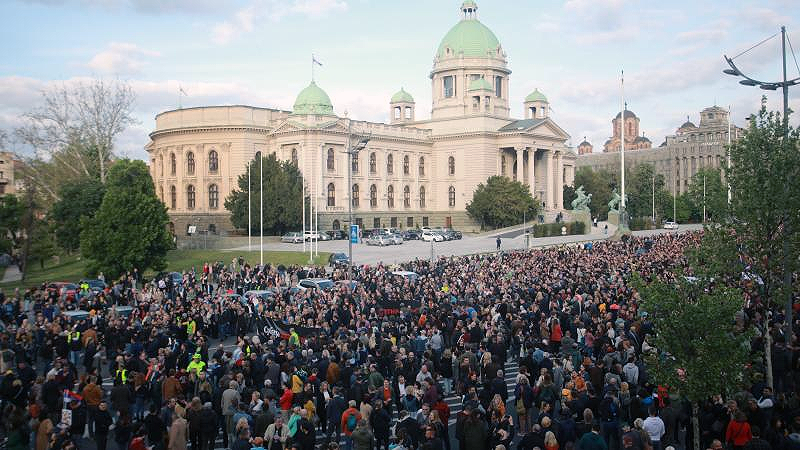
left=642, top=416, right=665, bottom=442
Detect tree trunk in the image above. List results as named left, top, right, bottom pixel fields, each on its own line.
left=693, top=401, right=701, bottom=450
left=765, top=329, right=774, bottom=389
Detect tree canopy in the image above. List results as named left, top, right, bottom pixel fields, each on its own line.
left=0, top=194, right=25, bottom=253
left=225, top=153, right=304, bottom=235
left=50, top=178, right=105, bottom=253
left=80, top=159, right=172, bottom=278
left=466, top=175, right=538, bottom=229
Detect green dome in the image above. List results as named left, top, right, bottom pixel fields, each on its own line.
left=525, top=88, right=548, bottom=103
left=436, top=17, right=501, bottom=59
left=292, top=81, right=334, bottom=115
left=467, top=77, right=493, bottom=91
left=391, top=88, right=414, bottom=103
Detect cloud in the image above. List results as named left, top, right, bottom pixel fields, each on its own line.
left=738, top=7, right=791, bottom=32
left=212, top=0, right=348, bottom=44
left=573, top=26, right=639, bottom=45
left=16, top=0, right=224, bottom=15
left=676, top=26, right=728, bottom=45
left=87, top=42, right=160, bottom=75
left=564, top=0, right=625, bottom=31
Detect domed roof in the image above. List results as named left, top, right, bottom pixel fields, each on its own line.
left=679, top=120, right=696, bottom=129
left=579, top=140, right=591, bottom=147
left=634, top=135, right=651, bottom=143
left=292, top=81, right=334, bottom=115
left=467, top=77, right=493, bottom=91
left=525, top=88, right=548, bottom=103
left=391, top=88, right=414, bottom=103
left=436, top=3, right=501, bottom=59
left=615, top=109, right=637, bottom=120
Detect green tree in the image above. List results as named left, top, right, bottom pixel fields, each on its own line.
left=685, top=167, right=726, bottom=222
left=50, top=178, right=105, bottom=253
left=572, top=166, right=618, bottom=220
left=466, top=176, right=538, bottom=229
left=225, top=153, right=304, bottom=235
left=80, top=159, right=172, bottom=278
left=625, top=164, right=671, bottom=223
left=0, top=194, right=26, bottom=252
left=27, top=220, right=56, bottom=269
left=638, top=275, right=750, bottom=450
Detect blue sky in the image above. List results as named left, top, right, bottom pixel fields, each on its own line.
left=1, top=0, right=799, bottom=160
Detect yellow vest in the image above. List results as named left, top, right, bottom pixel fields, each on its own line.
left=116, top=369, right=127, bottom=383
left=187, top=360, right=206, bottom=376
left=68, top=331, right=80, bottom=344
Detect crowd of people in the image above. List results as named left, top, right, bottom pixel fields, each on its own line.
left=0, top=231, right=796, bottom=450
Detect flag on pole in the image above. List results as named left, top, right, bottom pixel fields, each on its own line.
left=179, top=86, right=187, bottom=96
left=312, top=55, right=323, bottom=66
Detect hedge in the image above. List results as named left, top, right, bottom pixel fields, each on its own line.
left=532, top=221, right=587, bottom=238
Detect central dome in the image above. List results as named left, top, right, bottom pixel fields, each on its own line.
left=436, top=2, right=501, bottom=59
left=292, top=81, right=334, bottom=115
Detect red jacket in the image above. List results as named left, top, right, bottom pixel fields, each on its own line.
left=726, top=420, right=752, bottom=446
left=340, top=408, right=361, bottom=436
left=279, top=388, right=293, bottom=411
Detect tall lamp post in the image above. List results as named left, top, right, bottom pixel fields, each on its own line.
left=723, top=25, right=800, bottom=342
left=344, top=121, right=370, bottom=282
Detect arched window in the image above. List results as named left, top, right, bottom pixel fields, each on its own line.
left=332, top=220, right=340, bottom=230
left=159, top=155, right=164, bottom=176
left=327, top=148, right=335, bottom=171
left=187, top=152, right=195, bottom=175
left=170, top=186, right=176, bottom=209
left=501, top=155, right=507, bottom=175
left=419, top=186, right=426, bottom=208
left=187, top=185, right=195, bottom=210
left=159, top=186, right=164, bottom=202
left=327, top=183, right=335, bottom=207
left=352, top=153, right=359, bottom=173
left=369, top=152, right=377, bottom=173
left=208, top=150, right=219, bottom=173
left=448, top=186, right=456, bottom=207
left=291, top=148, right=298, bottom=166
left=170, top=153, right=176, bottom=176
left=448, top=156, right=455, bottom=175
left=369, top=184, right=377, bottom=207
left=352, top=184, right=359, bottom=208
left=403, top=185, right=410, bottom=208
left=403, top=155, right=410, bottom=175
left=419, top=156, right=425, bottom=176
left=208, top=184, right=219, bottom=209
left=387, top=185, right=394, bottom=208
left=387, top=154, right=394, bottom=174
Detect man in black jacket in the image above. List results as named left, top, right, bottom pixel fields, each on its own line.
left=94, top=401, right=113, bottom=450
left=372, top=399, right=392, bottom=450
left=143, top=405, right=165, bottom=450
left=491, top=370, right=508, bottom=403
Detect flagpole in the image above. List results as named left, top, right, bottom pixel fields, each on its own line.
left=727, top=105, right=732, bottom=204
left=259, top=152, right=263, bottom=267
left=302, top=145, right=306, bottom=253
left=620, top=70, right=626, bottom=222
left=248, top=159, right=251, bottom=252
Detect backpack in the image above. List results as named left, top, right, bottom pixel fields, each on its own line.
left=347, top=412, right=357, bottom=432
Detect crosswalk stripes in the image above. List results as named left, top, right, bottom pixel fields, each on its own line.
left=204, top=359, right=521, bottom=449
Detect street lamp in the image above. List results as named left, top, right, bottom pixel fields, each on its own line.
left=344, top=120, right=370, bottom=282
left=723, top=25, right=800, bottom=342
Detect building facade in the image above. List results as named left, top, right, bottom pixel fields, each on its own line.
left=577, top=106, right=741, bottom=195
left=147, top=1, right=576, bottom=235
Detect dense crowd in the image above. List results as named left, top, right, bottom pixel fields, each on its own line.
left=0, top=231, right=796, bottom=450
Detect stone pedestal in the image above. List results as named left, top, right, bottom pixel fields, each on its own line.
left=570, top=209, right=592, bottom=235
left=607, top=210, right=620, bottom=226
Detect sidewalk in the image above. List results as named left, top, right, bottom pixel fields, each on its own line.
left=1, top=265, right=21, bottom=283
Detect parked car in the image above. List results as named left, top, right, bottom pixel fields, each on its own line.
left=297, top=278, right=335, bottom=291
left=366, top=234, right=392, bottom=246
left=328, top=252, right=350, bottom=267
left=303, top=231, right=323, bottom=241
left=663, top=221, right=679, bottom=230
left=388, top=234, right=404, bottom=245
left=244, top=290, right=274, bottom=302
left=47, top=282, right=79, bottom=300
left=403, top=230, right=421, bottom=240
left=79, top=279, right=107, bottom=293
left=433, top=230, right=452, bottom=240
left=281, top=232, right=304, bottom=243
left=445, top=230, right=463, bottom=240
left=421, top=231, right=444, bottom=242
left=335, top=280, right=360, bottom=290
left=326, top=230, right=347, bottom=240
left=392, top=270, right=419, bottom=281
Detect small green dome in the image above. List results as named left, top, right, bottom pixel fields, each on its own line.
left=525, top=88, right=548, bottom=103
left=436, top=15, right=501, bottom=59
left=292, top=81, right=334, bottom=115
left=391, top=88, right=414, bottom=103
left=467, top=78, right=493, bottom=92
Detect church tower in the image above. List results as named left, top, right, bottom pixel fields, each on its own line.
left=430, top=1, right=511, bottom=120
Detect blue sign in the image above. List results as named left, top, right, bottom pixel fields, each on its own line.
left=350, top=224, right=359, bottom=244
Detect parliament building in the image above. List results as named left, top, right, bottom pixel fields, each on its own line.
left=146, top=1, right=576, bottom=235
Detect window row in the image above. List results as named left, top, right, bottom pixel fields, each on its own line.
left=330, top=151, right=434, bottom=177
left=159, top=184, right=219, bottom=210
left=160, top=150, right=219, bottom=177
left=325, top=184, right=457, bottom=208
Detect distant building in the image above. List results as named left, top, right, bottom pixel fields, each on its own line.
left=0, top=152, right=17, bottom=195
left=577, top=138, right=593, bottom=155
left=601, top=109, right=652, bottom=152
left=577, top=106, right=741, bottom=195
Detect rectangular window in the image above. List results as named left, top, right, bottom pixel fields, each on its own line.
left=390, top=217, right=398, bottom=228
left=470, top=74, right=481, bottom=81
left=355, top=218, right=363, bottom=228
left=373, top=218, right=381, bottom=228
left=443, top=76, right=454, bottom=98
left=422, top=216, right=429, bottom=227
left=407, top=217, right=414, bottom=228
left=495, top=76, right=502, bottom=98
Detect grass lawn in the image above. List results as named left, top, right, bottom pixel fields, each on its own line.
left=0, top=250, right=329, bottom=291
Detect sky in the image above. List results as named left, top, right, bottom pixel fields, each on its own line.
left=1, top=0, right=799, bottom=161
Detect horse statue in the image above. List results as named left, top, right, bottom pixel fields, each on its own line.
left=571, top=185, right=592, bottom=212
left=608, top=188, right=627, bottom=213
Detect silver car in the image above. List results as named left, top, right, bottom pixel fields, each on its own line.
left=281, top=232, right=303, bottom=243
left=366, top=234, right=391, bottom=246
left=388, top=233, right=404, bottom=245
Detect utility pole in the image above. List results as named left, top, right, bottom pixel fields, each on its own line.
left=20, top=182, right=35, bottom=281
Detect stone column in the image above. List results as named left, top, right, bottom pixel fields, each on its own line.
left=556, top=151, right=564, bottom=210
left=515, top=148, right=523, bottom=182
left=544, top=150, right=553, bottom=210
left=527, top=148, right=535, bottom=189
